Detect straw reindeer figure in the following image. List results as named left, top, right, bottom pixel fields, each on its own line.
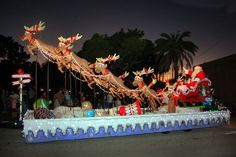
left=20, top=21, right=53, bottom=55
left=133, top=67, right=162, bottom=111
left=20, top=21, right=95, bottom=85
left=57, top=34, right=96, bottom=86
left=20, top=21, right=67, bottom=72
left=90, top=54, right=139, bottom=99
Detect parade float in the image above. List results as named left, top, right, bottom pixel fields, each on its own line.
left=20, top=22, right=230, bottom=143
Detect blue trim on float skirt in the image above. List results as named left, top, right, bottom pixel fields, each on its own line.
left=24, top=118, right=227, bottom=143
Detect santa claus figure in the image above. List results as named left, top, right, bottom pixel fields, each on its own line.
left=183, top=66, right=206, bottom=88
left=184, top=66, right=206, bottom=82
left=175, top=66, right=210, bottom=102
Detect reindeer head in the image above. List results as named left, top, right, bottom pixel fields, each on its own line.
left=132, top=67, right=154, bottom=87
left=91, top=54, right=119, bottom=74
left=19, top=21, right=45, bottom=41
left=58, top=33, right=82, bottom=50
left=93, top=62, right=108, bottom=74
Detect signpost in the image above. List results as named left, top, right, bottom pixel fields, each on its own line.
left=11, top=69, right=31, bottom=121
left=11, top=74, right=31, bottom=79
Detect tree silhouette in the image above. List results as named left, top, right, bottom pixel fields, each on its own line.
left=80, top=28, right=154, bottom=74
left=80, top=33, right=111, bottom=62
left=0, top=35, right=29, bottom=64
left=154, top=31, right=198, bottom=79
left=0, top=35, right=31, bottom=89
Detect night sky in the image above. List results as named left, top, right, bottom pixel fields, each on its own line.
left=1, top=0, right=236, bottom=65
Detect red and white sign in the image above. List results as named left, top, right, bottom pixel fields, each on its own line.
left=12, top=79, right=31, bottom=86
left=11, top=74, right=31, bottom=79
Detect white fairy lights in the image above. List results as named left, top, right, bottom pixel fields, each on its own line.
left=23, top=110, right=230, bottom=137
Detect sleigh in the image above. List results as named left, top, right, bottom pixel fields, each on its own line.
left=176, top=78, right=212, bottom=103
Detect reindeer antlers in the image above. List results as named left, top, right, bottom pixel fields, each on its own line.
left=24, top=21, right=45, bottom=33
left=119, top=71, right=129, bottom=79
left=96, top=53, right=120, bottom=63
left=133, top=67, right=154, bottom=76
left=58, top=33, right=82, bottom=46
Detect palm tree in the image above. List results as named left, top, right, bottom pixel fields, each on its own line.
left=155, top=31, right=198, bottom=79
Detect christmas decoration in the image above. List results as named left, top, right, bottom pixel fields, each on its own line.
left=11, top=69, right=31, bottom=121
left=20, top=21, right=230, bottom=143
left=33, top=108, right=55, bottom=119
left=33, top=98, right=50, bottom=110
left=84, top=109, right=95, bottom=117
left=23, top=110, right=230, bottom=143
left=118, top=101, right=142, bottom=116
left=132, top=67, right=161, bottom=111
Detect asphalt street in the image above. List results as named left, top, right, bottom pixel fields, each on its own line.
left=0, top=118, right=235, bottom=157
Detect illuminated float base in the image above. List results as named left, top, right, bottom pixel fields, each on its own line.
left=23, top=110, right=230, bottom=143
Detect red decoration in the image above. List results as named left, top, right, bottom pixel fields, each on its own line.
left=138, top=81, right=145, bottom=89
left=17, top=68, right=24, bottom=74
left=186, top=70, right=193, bottom=76
left=102, top=68, right=110, bottom=75
left=34, top=24, right=39, bottom=32
left=196, top=71, right=206, bottom=80
left=118, top=100, right=142, bottom=116
left=62, top=48, right=71, bottom=56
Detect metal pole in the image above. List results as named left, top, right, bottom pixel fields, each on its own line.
left=79, top=74, right=82, bottom=101
left=47, top=62, right=49, bottom=99
left=94, top=87, right=96, bottom=107
left=65, top=69, right=67, bottom=90
left=75, top=73, right=77, bottom=98
left=69, top=70, right=72, bottom=101
left=35, top=55, right=38, bottom=99
left=69, top=71, right=72, bottom=108
left=19, top=78, right=23, bottom=121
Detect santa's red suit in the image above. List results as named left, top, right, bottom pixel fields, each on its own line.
left=193, top=70, right=206, bottom=81
left=185, top=66, right=206, bottom=87
left=177, top=66, right=209, bottom=102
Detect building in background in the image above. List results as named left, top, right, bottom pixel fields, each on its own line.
left=201, top=54, right=236, bottom=111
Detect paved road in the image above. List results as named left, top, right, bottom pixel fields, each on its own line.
left=0, top=118, right=236, bottom=157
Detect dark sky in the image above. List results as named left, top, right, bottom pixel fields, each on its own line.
left=1, top=0, right=236, bottom=65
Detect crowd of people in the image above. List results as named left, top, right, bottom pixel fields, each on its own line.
left=0, top=87, right=34, bottom=120
left=0, top=86, right=122, bottom=120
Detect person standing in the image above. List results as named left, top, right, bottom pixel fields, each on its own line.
left=64, top=90, right=73, bottom=107
left=106, top=93, right=114, bottom=108
left=28, top=87, right=35, bottom=109
left=9, top=91, right=19, bottom=119
left=22, top=89, right=29, bottom=116
left=53, top=89, right=64, bottom=108
left=41, top=91, right=47, bottom=99
left=0, top=88, right=4, bottom=113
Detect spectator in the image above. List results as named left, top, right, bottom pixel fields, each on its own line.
left=28, top=87, right=35, bottom=109
left=41, top=91, right=47, bottom=99
left=9, top=91, right=19, bottom=119
left=0, top=88, right=4, bottom=112
left=106, top=93, right=114, bottom=108
left=79, top=92, right=86, bottom=103
left=22, top=89, right=29, bottom=115
left=114, top=98, right=122, bottom=107
left=64, top=90, right=73, bottom=107
left=53, top=89, right=64, bottom=108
